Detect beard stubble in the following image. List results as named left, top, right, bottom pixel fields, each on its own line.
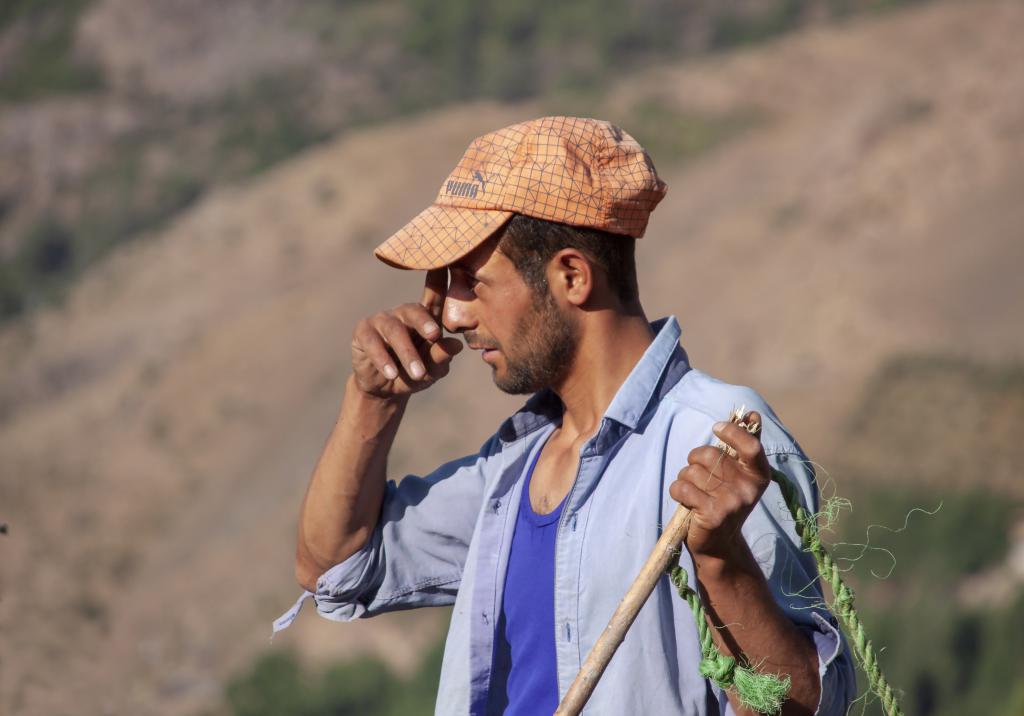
left=492, top=291, right=579, bottom=395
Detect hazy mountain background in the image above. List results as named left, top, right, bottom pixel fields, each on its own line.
left=1, top=0, right=1022, bottom=714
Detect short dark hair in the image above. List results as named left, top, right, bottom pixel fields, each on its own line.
left=497, top=214, right=639, bottom=304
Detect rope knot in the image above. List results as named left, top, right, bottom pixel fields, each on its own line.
left=668, top=565, right=693, bottom=595
left=700, top=653, right=737, bottom=686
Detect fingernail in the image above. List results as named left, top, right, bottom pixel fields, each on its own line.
left=410, top=361, right=425, bottom=379
left=713, top=421, right=727, bottom=432
left=384, top=365, right=398, bottom=380
left=424, top=321, right=439, bottom=335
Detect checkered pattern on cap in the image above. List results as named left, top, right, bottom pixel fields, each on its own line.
left=374, top=116, right=668, bottom=270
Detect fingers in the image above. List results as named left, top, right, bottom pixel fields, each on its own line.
left=353, top=307, right=461, bottom=385
left=394, top=302, right=442, bottom=342
left=742, top=410, right=763, bottom=437
left=711, top=411, right=767, bottom=468
left=672, top=412, right=773, bottom=556
left=353, top=319, right=400, bottom=380
left=421, top=268, right=448, bottom=322
left=375, top=313, right=430, bottom=379
left=423, top=337, right=464, bottom=379
left=349, top=268, right=452, bottom=393
left=672, top=464, right=750, bottom=531
left=429, top=336, right=464, bottom=362
left=670, top=466, right=715, bottom=518
left=353, top=317, right=403, bottom=380
left=354, top=312, right=424, bottom=380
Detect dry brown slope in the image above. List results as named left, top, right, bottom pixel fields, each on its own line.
left=618, top=0, right=1024, bottom=451
left=2, top=1, right=1023, bottom=714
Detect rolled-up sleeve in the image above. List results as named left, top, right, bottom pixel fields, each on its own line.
left=804, top=611, right=856, bottom=716
left=273, top=433, right=502, bottom=635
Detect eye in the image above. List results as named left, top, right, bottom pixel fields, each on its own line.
left=450, top=267, right=482, bottom=295
left=456, top=269, right=479, bottom=289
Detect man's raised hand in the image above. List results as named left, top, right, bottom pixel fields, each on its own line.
left=350, top=268, right=463, bottom=398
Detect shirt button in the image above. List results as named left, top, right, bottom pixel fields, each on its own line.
left=492, top=499, right=501, bottom=512
left=564, top=622, right=572, bottom=642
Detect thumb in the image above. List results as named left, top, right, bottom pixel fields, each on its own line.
left=432, top=336, right=464, bottom=360
left=421, top=268, right=447, bottom=322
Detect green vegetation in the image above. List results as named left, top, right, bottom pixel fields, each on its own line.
left=398, top=0, right=935, bottom=102
left=0, top=149, right=205, bottom=320
left=0, top=0, right=938, bottom=326
left=711, top=0, right=929, bottom=47
left=0, top=0, right=103, bottom=101
left=213, top=75, right=331, bottom=178
left=711, top=0, right=808, bottom=48
left=824, top=354, right=1024, bottom=715
left=0, top=215, right=77, bottom=319
left=401, top=0, right=689, bottom=102
left=224, top=639, right=445, bottom=716
left=830, top=484, right=1022, bottom=716
left=833, top=485, right=1015, bottom=583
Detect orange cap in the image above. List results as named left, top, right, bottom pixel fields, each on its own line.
left=373, top=116, right=668, bottom=270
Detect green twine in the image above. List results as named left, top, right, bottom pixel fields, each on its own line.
left=668, top=563, right=791, bottom=715
left=663, top=466, right=906, bottom=716
left=769, top=468, right=905, bottom=716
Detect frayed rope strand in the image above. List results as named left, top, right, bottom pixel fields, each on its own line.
left=769, top=468, right=905, bottom=716
left=668, top=564, right=790, bottom=715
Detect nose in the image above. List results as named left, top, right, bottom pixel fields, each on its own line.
left=442, top=295, right=475, bottom=334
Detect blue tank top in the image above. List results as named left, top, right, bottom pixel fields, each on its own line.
left=489, top=437, right=566, bottom=714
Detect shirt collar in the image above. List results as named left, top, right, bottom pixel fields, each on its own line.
left=497, top=316, right=689, bottom=443
left=604, top=316, right=687, bottom=430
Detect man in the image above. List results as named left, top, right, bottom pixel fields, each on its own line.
left=275, top=117, right=855, bottom=715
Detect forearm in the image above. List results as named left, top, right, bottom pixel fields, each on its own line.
left=295, top=374, right=408, bottom=590
left=694, top=543, right=821, bottom=716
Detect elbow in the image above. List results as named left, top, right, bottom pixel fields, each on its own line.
left=295, top=536, right=327, bottom=592
left=295, top=530, right=371, bottom=593
left=295, top=552, right=322, bottom=593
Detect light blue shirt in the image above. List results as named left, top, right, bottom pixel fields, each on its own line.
left=275, top=317, right=856, bottom=715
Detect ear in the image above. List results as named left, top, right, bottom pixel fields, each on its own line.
left=548, top=249, right=593, bottom=307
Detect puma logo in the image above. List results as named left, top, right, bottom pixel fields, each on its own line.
left=446, top=171, right=487, bottom=199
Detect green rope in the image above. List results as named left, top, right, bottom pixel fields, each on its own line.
left=662, top=462, right=905, bottom=716
left=668, top=562, right=791, bottom=715
left=769, top=468, right=905, bottom=716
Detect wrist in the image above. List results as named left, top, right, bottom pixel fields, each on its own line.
left=691, top=539, right=760, bottom=583
left=341, top=375, right=409, bottom=442
left=346, top=374, right=410, bottom=409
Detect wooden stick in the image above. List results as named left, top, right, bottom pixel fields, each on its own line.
left=554, top=503, right=693, bottom=715
left=557, top=409, right=755, bottom=714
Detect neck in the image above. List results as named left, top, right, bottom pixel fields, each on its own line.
left=551, top=308, right=654, bottom=440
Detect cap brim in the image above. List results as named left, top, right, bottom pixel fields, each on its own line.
left=373, top=205, right=515, bottom=270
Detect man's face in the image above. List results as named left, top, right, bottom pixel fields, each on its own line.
left=444, top=238, right=578, bottom=395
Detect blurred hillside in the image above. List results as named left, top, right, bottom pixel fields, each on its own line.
left=0, top=0, right=917, bottom=321
left=1, top=0, right=1023, bottom=714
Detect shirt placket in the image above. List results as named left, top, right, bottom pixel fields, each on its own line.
left=469, top=431, right=548, bottom=715
left=553, top=431, right=614, bottom=703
